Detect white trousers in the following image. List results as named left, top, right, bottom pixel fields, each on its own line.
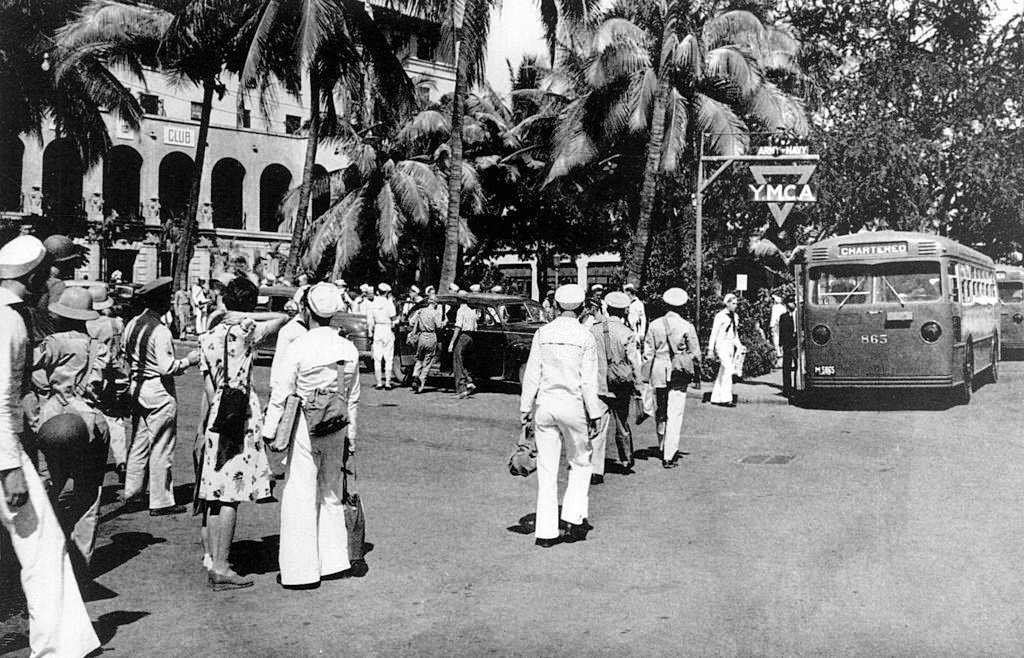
left=193, top=306, right=207, bottom=334
left=106, top=414, right=126, bottom=466
left=372, top=329, right=395, bottom=386
left=125, top=397, right=177, bottom=509
left=347, top=373, right=360, bottom=441
left=711, top=345, right=736, bottom=404
left=0, top=450, right=99, bottom=658
left=659, top=388, right=687, bottom=460
left=278, top=417, right=350, bottom=586
left=534, top=402, right=592, bottom=540
left=591, top=410, right=610, bottom=476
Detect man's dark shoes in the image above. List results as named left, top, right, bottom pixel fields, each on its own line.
left=562, top=520, right=590, bottom=543
left=535, top=537, right=561, bottom=548
left=590, top=474, right=604, bottom=485
left=662, top=458, right=679, bottom=469
left=149, top=504, right=187, bottom=516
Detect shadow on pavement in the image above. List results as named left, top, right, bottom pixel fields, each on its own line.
left=230, top=535, right=279, bottom=576
left=90, top=532, right=167, bottom=579
left=93, top=610, right=150, bottom=646
left=507, top=513, right=535, bottom=535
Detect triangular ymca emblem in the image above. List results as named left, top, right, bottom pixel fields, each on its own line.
left=748, top=164, right=818, bottom=226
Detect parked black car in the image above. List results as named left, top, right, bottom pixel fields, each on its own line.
left=393, top=293, right=547, bottom=386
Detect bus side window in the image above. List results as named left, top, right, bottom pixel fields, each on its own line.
left=948, top=263, right=959, bottom=302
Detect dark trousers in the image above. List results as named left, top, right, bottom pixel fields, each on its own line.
left=782, top=346, right=795, bottom=393
left=453, top=333, right=474, bottom=393
left=605, top=391, right=634, bottom=464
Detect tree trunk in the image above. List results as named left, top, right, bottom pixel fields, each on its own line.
left=283, top=69, right=322, bottom=280
left=536, top=242, right=553, bottom=298
left=439, top=39, right=465, bottom=291
left=622, top=73, right=671, bottom=288
left=172, top=76, right=215, bottom=289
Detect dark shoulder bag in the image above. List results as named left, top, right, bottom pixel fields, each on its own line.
left=303, top=363, right=350, bottom=438
left=666, top=320, right=696, bottom=386
left=210, top=328, right=250, bottom=433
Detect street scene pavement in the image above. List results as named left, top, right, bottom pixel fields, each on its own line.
left=6, top=357, right=1024, bottom=656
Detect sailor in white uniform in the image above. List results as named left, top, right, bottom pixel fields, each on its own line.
left=519, top=284, right=605, bottom=547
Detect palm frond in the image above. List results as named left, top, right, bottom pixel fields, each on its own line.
left=673, top=34, right=702, bottom=81
left=695, top=93, right=748, bottom=156
left=592, top=17, right=648, bottom=52
left=304, top=191, right=361, bottom=270
left=705, top=46, right=763, bottom=102
left=376, top=183, right=400, bottom=258
left=702, top=9, right=765, bottom=52
left=460, top=162, right=485, bottom=215
left=545, top=98, right=599, bottom=182
left=296, top=0, right=335, bottom=66
left=458, top=216, right=477, bottom=250
left=587, top=33, right=650, bottom=88
left=660, top=90, right=688, bottom=173
left=397, top=109, right=451, bottom=150
left=389, top=169, right=429, bottom=226
left=396, top=160, right=447, bottom=212
left=747, top=82, right=808, bottom=136
left=762, top=26, right=801, bottom=76
left=628, top=69, right=657, bottom=133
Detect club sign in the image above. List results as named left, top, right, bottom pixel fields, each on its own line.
left=748, top=163, right=818, bottom=226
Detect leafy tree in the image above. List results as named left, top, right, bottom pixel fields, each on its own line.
left=544, top=0, right=809, bottom=287
left=782, top=0, right=1024, bottom=259
left=0, top=0, right=142, bottom=169
left=242, top=0, right=417, bottom=280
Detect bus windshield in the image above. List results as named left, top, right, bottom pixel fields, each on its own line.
left=809, top=262, right=942, bottom=305
left=999, top=282, right=1024, bottom=302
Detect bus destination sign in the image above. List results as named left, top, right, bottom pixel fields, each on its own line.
left=838, top=242, right=908, bottom=258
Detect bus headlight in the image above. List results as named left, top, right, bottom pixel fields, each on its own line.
left=920, top=322, right=942, bottom=343
left=810, top=324, right=831, bottom=345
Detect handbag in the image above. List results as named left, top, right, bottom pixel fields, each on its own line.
left=210, top=328, right=250, bottom=433
left=508, top=421, right=537, bottom=477
left=303, top=364, right=349, bottom=437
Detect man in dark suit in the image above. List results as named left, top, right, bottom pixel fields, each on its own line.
left=780, top=295, right=798, bottom=396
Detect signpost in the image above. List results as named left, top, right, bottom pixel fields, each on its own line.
left=694, top=134, right=818, bottom=326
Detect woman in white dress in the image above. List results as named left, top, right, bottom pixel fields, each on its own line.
left=707, top=293, right=744, bottom=406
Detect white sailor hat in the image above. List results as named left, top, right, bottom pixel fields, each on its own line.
left=0, top=236, right=47, bottom=279
left=469, top=284, right=482, bottom=292
left=409, top=285, right=421, bottom=295
left=334, top=278, right=347, bottom=287
left=425, top=285, right=437, bottom=295
left=378, top=282, right=392, bottom=293
left=554, top=284, right=585, bottom=310
left=448, top=283, right=460, bottom=293
left=662, top=287, right=689, bottom=307
left=359, top=283, right=371, bottom=293
left=604, top=291, right=630, bottom=310
left=590, top=283, right=605, bottom=292
left=307, top=282, right=342, bottom=317
left=490, top=285, right=503, bottom=293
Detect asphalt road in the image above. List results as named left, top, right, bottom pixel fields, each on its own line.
left=5, top=360, right=1024, bottom=656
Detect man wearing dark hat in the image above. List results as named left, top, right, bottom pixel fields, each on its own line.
left=589, top=291, right=642, bottom=483
left=32, top=286, right=110, bottom=571
left=0, top=235, right=100, bottom=657
left=520, top=284, right=604, bottom=547
left=122, top=276, right=200, bottom=515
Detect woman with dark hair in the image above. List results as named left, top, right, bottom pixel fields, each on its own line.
left=196, top=276, right=288, bottom=590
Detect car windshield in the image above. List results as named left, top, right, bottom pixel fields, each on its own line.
left=496, top=301, right=545, bottom=323
left=999, top=282, right=1024, bottom=302
left=810, top=262, right=941, bottom=305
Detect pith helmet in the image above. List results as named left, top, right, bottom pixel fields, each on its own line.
left=49, top=287, right=99, bottom=321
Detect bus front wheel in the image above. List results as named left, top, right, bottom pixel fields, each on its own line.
left=956, top=348, right=974, bottom=405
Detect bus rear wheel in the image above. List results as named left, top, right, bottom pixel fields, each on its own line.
left=956, top=348, right=973, bottom=405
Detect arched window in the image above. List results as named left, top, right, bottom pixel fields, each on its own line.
left=42, top=138, right=83, bottom=218
left=103, top=145, right=142, bottom=219
left=259, top=164, right=292, bottom=232
left=158, top=152, right=194, bottom=221
left=212, top=158, right=245, bottom=229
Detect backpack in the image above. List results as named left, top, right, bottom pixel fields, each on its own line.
left=602, top=322, right=635, bottom=389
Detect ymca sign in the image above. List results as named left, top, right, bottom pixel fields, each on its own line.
left=748, top=163, right=818, bottom=226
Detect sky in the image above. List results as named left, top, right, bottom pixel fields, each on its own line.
left=483, top=0, right=1022, bottom=97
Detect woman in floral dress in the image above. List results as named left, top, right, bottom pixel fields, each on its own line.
left=197, top=277, right=288, bottom=590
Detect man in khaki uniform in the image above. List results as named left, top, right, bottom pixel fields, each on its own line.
left=123, top=277, right=199, bottom=515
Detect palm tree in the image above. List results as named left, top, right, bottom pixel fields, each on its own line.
left=57, top=0, right=279, bottom=288
left=0, top=1, right=143, bottom=175
left=544, top=0, right=808, bottom=286
left=535, top=0, right=602, bottom=66
left=299, top=133, right=481, bottom=278
left=242, top=0, right=417, bottom=280
left=436, top=0, right=496, bottom=290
